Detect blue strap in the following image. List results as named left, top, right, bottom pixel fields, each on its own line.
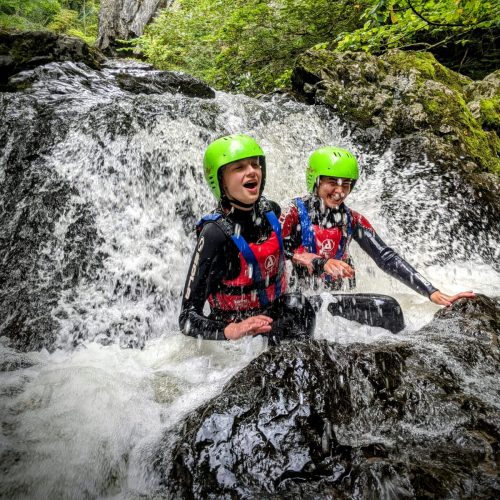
left=334, top=207, right=353, bottom=259
left=230, top=234, right=270, bottom=307
left=294, top=198, right=317, bottom=253
left=264, top=211, right=284, bottom=299
left=229, top=210, right=285, bottom=307
left=200, top=210, right=285, bottom=307
left=196, top=213, right=221, bottom=230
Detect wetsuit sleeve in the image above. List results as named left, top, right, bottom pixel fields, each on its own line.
left=352, top=212, right=438, bottom=297
left=280, top=201, right=302, bottom=259
left=179, top=223, right=229, bottom=340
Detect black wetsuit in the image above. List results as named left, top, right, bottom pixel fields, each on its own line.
left=179, top=198, right=315, bottom=343
left=281, top=196, right=438, bottom=298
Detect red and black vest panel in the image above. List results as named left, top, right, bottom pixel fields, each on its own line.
left=294, top=197, right=353, bottom=260
left=198, top=211, right=286, bottom=314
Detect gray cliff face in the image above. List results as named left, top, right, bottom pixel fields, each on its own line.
left=96, top=0, right=171, bottom=54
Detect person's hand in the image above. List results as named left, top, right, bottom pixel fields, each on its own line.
left=292, top=252, right=319, bottom=274
left=323, top=259, right=354, bottom=279
left=223, top=315, right=273, bottom=340
left=430, top=290, right=475, bottom=307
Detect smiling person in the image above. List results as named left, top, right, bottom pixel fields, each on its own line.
left=280, top=146, right=475, bottom=331
left=179, top=134, right=315, bottom=343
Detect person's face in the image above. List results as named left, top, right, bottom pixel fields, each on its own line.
left=317, top=176, right=351, bottom=208
left=221, top=157, right=262, bottom=206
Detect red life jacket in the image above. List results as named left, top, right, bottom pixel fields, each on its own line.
left=294, top=197, right=354, bottom=286
left=197, top=210, right=286, bottom=317
left=294, top=197, right=353, bottom=260
left=309, top=224, right=350, bottom=260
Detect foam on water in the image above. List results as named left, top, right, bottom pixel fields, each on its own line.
left=0, top=335, right=267, bottom=498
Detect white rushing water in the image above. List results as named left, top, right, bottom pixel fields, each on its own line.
left=0, top=62, right=499, bottom=498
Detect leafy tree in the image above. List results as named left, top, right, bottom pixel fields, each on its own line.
left=334, top=0, right=499, bottom=77
left=0, top=0, right=100, bottom=44
left=138, top=0, right=366, bottom=94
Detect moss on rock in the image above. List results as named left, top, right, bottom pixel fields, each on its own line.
left=382, top=50, right=471, bottom=94
left=479, top=98, right=500, bottom=131
left=292, top=49, right=500, bottom=175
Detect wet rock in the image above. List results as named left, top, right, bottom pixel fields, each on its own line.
left=0, top=31, right=105, bottom=91
left=154, top=295, right=500, bottom=498
left=103, top=60, right=215, bottom=98
left=0, top=341, right=36, bottom=372
left=1, top=58, right=218, bottom=351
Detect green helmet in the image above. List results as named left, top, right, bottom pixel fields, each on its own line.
left=203, top=134, right=266, bottom=200
left=306, top=147, right=359, bottom=192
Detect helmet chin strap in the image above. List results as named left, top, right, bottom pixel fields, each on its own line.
left=221, top=193, right=257, bottom=210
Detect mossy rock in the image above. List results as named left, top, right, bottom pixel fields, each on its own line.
left=292, top=49, right=499, bottom=176
left=465, top=70, right=500, bottom=136
left=480, top=98, right=500, bottom=131
left=381, top=50, right=471, bottom=94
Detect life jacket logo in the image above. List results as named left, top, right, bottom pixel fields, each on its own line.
left=321, top=239, right=335, bottom=252
left=264, top=255, right=277, bottom=271
left=233, top=297, right=251, bottom=309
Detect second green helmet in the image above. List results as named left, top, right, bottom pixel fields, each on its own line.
left=306, top=147, right=359, bottom=192
left=203, top=134, right=266, bottom=200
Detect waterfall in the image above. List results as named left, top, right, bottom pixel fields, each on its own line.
left=0, top=60, right=498, bottom=498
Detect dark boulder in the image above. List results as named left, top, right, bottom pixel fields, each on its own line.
left=154, top=295, right=500, bottom=498
left=103, top=60, right=215, bottom=98
left=0, top=31, right=105, bottom=91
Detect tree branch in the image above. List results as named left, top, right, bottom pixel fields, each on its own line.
left=406, top=0, right=487, bottom=28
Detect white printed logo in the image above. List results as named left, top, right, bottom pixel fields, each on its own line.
left=264, top=255, right=277, bottom=271
left=321, top=239, right=334, bottom=252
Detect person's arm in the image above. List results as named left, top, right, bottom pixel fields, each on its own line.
left=428, top=289, right=475, bottom=306
left=352, top=214, right=438, bottom=297
left=179, top=223, right=229, bottom=340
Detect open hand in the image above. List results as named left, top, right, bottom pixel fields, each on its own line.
left=224, top=315, right=273, bottom=340
left=292, top=252, right=319, bottom=274
left=324, top=259, right=354, bottom=279
left=430, top=290, right=475, bottom=307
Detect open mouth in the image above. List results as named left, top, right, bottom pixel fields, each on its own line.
left=244, top=181, right=258, bottom=190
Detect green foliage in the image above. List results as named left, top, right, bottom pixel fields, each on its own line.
left=138, top=0, right=366, bottom=94
left=48, top=8, right=78, bottom=32
left=335, top=0, right=500, bottom=54
left=0, top=0, right=61, bottom=30
left=0, top=0, right=99, bottom=44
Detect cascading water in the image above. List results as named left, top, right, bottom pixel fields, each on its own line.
left=0, top=60, right=498, bottom=498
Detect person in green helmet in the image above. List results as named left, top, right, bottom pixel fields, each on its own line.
left=280, top=146, right=474, bottom=330
left=179, top=134, right=315, bottom=343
